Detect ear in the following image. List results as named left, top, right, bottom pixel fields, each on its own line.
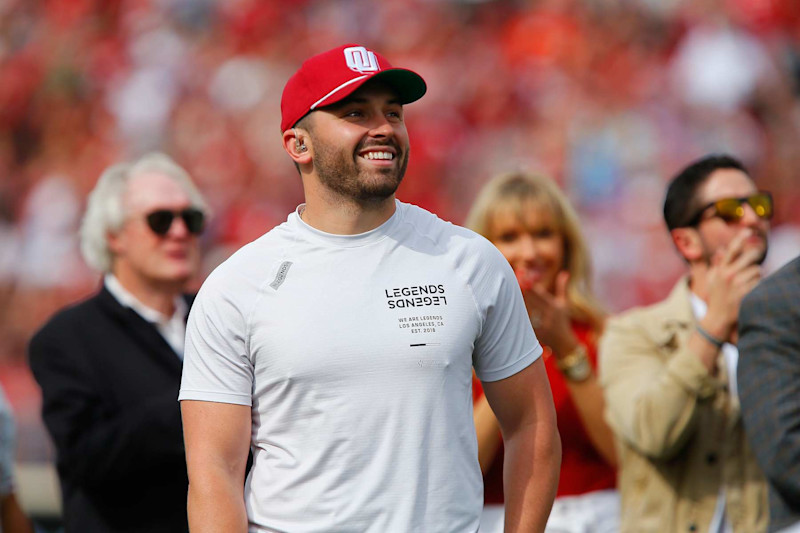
left=107, top=230, right=124, bottom=255
left=282, top=128, right=312, bottom=165
left=670, top=227, right=704, bottom=262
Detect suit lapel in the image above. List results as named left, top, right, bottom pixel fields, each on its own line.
left=96, top=286, right=184, bottom=376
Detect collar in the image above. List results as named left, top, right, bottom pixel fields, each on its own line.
left=104, top=273, right=187, bottom=325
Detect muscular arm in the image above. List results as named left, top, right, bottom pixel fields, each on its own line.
left=473, top=378, right=503, bottom=473
left=182, top=400, right=251, bottom=533
left=483, top=359, right=561, bottom=533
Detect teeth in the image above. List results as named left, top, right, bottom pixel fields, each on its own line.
left=363, top=151, right=393, bottom=160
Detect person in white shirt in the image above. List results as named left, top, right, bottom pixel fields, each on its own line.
left=29, top=153, right=208, bottom=532
left=179, top=44, right=561, bottom=533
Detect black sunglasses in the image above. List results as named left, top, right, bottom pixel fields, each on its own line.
left=145, top=208, right=205, bottom=236
left=687, top=192, right=773, bottom=227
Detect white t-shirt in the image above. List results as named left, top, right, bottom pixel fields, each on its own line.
left=180, top=200, right=542, bottom=533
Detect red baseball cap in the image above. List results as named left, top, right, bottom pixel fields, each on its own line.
left=280, top=44, right=427, bottom=132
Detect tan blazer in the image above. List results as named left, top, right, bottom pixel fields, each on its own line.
left=599, top=277, right=767, bottom=533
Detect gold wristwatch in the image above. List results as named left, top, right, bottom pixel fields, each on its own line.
left=556, top=344, right=592, bottom=382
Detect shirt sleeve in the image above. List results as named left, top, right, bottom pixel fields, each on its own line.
left=470, top=241, right=542, bottom=382
left=179, top=269, right=255, bottom=406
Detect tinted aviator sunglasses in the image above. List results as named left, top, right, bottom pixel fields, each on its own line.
left=145, top=208, right=205, bottom=236
left=688, top=192, right=773, bottom=226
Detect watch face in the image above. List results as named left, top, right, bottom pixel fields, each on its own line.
left=567, top=358, right=591, bottom=381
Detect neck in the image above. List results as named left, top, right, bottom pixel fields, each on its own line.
left=111, top=268, right=183, bottom=316
left=687, top=262, right=710, bottom=301
left=301, top=184, right=397, bottom=235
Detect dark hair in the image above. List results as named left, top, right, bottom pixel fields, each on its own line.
left=663, top=154, right=749, bottom=230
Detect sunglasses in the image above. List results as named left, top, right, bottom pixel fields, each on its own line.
left=688, top=192, right=773, bottom=226
left=145, top=208, right=205, bottom=236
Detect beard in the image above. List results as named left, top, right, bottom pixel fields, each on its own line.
left=313, top=140, right=409, bottom=204
left=700, top=232, right=769, bottom=266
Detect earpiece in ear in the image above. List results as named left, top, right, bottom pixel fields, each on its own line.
left=293, top=128, right=307, bottom=152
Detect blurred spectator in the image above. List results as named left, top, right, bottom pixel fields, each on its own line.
left=28, top=153, right=207, bottom=532
left=738, top=255, right=800, bottom=533
left=466, top=171, right=618, bottom=533
left=0, top=384, right=34, bottom=533
left=600, top=154, right=770, bottom=532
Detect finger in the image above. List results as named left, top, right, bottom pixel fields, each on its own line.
left=720, top=229, right=751, bottom=266
left=709, top=246, right=726, bottom=269
left=733, top=266, right=762, bottom=286
left=532, top=285, right=557, bottom=308
left=555, top=271, right=570, bottom=304
left=729, top=246, right=764, bottom=272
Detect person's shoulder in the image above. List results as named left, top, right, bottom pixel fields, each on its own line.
left=743, top=255, right=800, bottom=312
left=607, top=278, right=691, bottom=332
left=753, top=255, right=800, bottom=296
left=30, top=290, right=105, bottom=346
left=203, top=222, right=292, bottom=286
left=397, top=201, right=497, bottom=255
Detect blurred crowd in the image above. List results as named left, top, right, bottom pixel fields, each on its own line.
left=1, top=0, right=800, bottom=464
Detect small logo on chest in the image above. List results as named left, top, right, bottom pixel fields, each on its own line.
left=384, top=284, right=447, bottom=309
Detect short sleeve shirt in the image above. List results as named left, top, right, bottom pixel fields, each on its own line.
left=180, top=200, right=542, bottom=532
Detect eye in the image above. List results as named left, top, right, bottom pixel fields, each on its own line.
left=496, top=231, right=519, bottom=243
left=533, top=227, right=555, bottom=239
left=386, top=109, right=403, bottom=121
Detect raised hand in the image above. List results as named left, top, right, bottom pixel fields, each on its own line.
left=703, top=229, right=763, bottom=343
left=520, top=270, right=579, bottom=356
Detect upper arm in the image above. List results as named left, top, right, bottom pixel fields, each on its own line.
left=482, top=359, right=556, bottom=437
left=181, top=400, right=251, bottom=482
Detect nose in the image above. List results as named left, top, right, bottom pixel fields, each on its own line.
left=739, top=202, right=765, bottom=227
left=367, top=115, right=394, bottom=138
left=166, top=215, right=191, bottom=239
left=518, top=234, right=538, bottom=262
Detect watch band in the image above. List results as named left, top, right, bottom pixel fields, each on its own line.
left=556, top=344, right=592, bottom=382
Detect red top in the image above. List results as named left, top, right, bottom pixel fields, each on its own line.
left=474, top=322, right=616, bottom=503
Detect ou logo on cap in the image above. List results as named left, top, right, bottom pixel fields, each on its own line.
left=344, top=46, right=380, bottom=73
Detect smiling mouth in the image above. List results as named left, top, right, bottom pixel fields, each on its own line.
left=361, top=151, right=395, bottom=161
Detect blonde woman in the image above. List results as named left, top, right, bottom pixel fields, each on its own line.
left=466, top=172, right=618, bottom=533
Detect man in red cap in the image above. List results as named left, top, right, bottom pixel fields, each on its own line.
left=179, top=44, right=560, bottom=533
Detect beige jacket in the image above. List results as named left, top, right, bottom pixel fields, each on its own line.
left=599, top=277, right=767, bottom=533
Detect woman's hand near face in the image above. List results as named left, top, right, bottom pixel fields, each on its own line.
left=521, top=271, right=580, bottom=357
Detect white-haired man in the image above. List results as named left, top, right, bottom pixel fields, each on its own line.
left=29, top=153, right=207, bottom=533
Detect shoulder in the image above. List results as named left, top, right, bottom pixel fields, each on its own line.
left=397, top=201, right=506, bottom=263
left=740, top=256, right=800, bottom=327
left=604, top=278, right=692, bottom=346
left=200, top=223, right=291, bottom=293
left=28, top=290, right=108, bottom=362
left=32, top=291, right=105, bottom=338
left=744, top=256, right=800, bottom=309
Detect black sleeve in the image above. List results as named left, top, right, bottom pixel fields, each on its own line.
left=28, top=320, right=185, bottom=489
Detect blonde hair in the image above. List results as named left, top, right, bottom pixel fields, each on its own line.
left=465, top=171, right=605, bottom=333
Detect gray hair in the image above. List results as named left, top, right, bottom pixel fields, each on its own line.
left=80, top=152, right=208, bottom=273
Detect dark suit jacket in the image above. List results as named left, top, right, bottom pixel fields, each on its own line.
left=738, top=255, right=800, bottom=533
left=28, top=285, right=192, bottom=533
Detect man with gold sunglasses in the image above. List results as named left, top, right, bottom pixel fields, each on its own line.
left=599, top=154, right=770, bottom=533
